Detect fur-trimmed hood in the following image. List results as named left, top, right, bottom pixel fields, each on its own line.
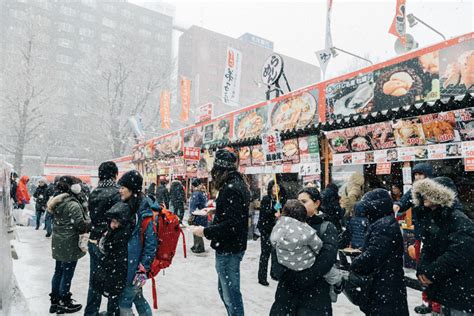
left=411, top=178, right=456, bottom=208
left=47, top=193, right=69, bottom=213
left=348, top=172, right=364, bottom=187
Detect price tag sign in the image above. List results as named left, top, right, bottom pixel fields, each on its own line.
left=183, top=147, right=201, bottom=161
left=261, top=131, right=283, bottom=163
left=376, top=163, right=391, bottom=175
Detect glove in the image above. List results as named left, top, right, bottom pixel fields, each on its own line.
left=133, top=273, right=147, bottom=288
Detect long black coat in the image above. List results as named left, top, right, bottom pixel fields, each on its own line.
left=270, top=214, right=338, bottom=315
left=169, top=181, right=185, bottom=212
left=203, top=172, right=250, bottom=254
left=350, top=189, right=408, bottom=316
left=88, top=183, right=121, bottom=241
left=33, top=184, right=50, bottom=208
left=321, top=184, right=344, bottom=234
left=155, top=184, right=170, bottom=209
left=257, top=196, right=286, bottom=237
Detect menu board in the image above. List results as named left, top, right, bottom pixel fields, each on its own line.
left=439, top=39, right=474, bottom=98
left=282, top=139, right=300, bottom=164
left=419, top=112, right=460, bottom=144
left=183, top=126, right=204, bottom=148
left=456, top=107, right=474, bottom=141
left=239, top=147, right=252, bottom=166
left=392, top=117, right=427, bottom=147
left=203, top=117, right=231, bottom=145
left=186, top=161, right=198, bottom=177
left=234, top=107, right=267, bottom=139
left=154, top=133, right=182, bottom=159
left=270, top=89, right=319, bottom=131
left=299, top=135, right=320, bottom=163
left=251, top=145, right=265, bottom=166
left=368, top=122, right=397, bottom=150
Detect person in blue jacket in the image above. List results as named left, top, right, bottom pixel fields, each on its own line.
left=189, top=178, right=208, bottom=253
left=117, top=170, right=157, bottom=316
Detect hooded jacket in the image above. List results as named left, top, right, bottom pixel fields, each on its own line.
left=93, top=202, right=131, bottom=297
left=170, top=180, right=185, bottom=212
left=412, top=178, right=474, bottom=313
left=347, top=201, right=369, bottom=249
left=203, top=171, right=250, bottom=254
left=350, top=189, right=408, bottom=316
left=48, top=193, right=89, bottom=262
left=16, top=175, right=30, bottom=205
left=340, top=172, right=364, bottom=217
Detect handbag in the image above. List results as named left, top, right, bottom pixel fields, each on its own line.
left=343, top=270, right=374, bottom=307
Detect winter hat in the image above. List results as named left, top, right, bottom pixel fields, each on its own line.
left=359, top=189, right=393, bottom=222
left=213, top=149, right=237, bottom=170
left=353, top=201, right=366, bottom=217
left=412, top=163, right=434, bottom=178
left=106, top=202, right=131, bottom=225
left=57, top=176, right=81, bottom=194
left=191, top=178, right=202, bottom=188
left=118, top=170, right=143, bottom=193
left=433, top=176, right=458, bottom=194
left=411, top=178, right=455, bottom=208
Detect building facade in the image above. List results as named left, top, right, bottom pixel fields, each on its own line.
left=177, top=26, right=320, bottom=122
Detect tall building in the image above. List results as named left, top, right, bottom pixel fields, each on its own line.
left=0, top=0, right=174, bottom=174
left=177, top=26, right=320, bottom=122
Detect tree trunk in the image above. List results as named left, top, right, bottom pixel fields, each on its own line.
left=14, top=133, right=26, bottom=174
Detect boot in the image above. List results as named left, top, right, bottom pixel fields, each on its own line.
left=414, top=303, right=432, bottom=314
left=56, top=292, right=82, bottom=314
left=49, top=293, right=59, bottom=314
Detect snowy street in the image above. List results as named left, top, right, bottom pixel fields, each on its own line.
left=12, top=225, right=421, bottom=316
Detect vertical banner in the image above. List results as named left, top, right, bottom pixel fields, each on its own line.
left=222, top=47, right=242, bottom=106
left=160, top=90, right=171, bottom=129
left=389, top=0, right=407, bottom=46
left=180, top=77, right=191, bottom=122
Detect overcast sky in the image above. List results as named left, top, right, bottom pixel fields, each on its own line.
left=132, top=0, right=473, bottom=79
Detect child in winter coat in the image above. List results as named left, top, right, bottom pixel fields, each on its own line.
left=270, top=199, right=343, bottom=302
left=93, top=202, right=131, bottom=304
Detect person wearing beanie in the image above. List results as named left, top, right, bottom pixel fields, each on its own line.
left=85, top=161, right=121, bottom=316
left=155, top=177, right=170, bottom=209
left=191, top=149, right=250, bottom=316
left=47, top=176, right=90, bottom=314
left=350, top=189, right=409, bottom=316
left=33, top=178, right=49, bottom=230
left=412, top=178, right=474, bottom=315
left=270, top=186, right=338, bottom=315
left=117, top=170, right=157, bottom=316
left=189, top=178, right=208, bottom=253
left=392, top=162, right=434, bottom=315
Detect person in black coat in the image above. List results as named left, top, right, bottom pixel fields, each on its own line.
left=92, top=202, right=131, bottom=312
left=33, top=178, right=50, bottom=230
left=10, top=172, right=18, bottom=207
left=147, top=182, right=156, bottom=201
left=270, top=187, right=338, bottom=316
left=412, top=177, right=474, bottom=314
left=192, top=149, right=250, bottom=316
left=257, top=180, right=287, bottom=286
left=85, top=161, right=121, bottom=316
left=170, top=180, right=186, bottom=222
left=155, top=180, right=170, bottom=209
left=350, top=189, right=408, bottom=316
left=320, top=183, right=344, bottom=234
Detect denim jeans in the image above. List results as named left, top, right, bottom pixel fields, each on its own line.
left=44, top=212, right=53, bottom=234
left=119, top=284, right=152, bottom=316
left=215, top=251, right=245, bottom=316
left=51, top=260, right=78, bottom=299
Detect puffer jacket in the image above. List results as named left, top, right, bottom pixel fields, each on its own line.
left=412, top=178, right=474, bottom=313
left=270, top=214, right=338, bottom=315
left=48, top=193, right=90, bottom=262
left=347, top=201, right=368, bottom=249
left=340, top=172, right=364, bottom=217
left=16, top=175, right=30, bottom=205
left=125, top=196, right=158, bottom=285
left=350, top=189, right=408, bottom=316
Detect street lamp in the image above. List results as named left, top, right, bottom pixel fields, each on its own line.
left=330, top=47, right=373, bottom=65
left=407, top=13, right=446, bottom=40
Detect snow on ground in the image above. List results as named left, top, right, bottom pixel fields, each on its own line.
left=11, top=225, right=422, bottom=316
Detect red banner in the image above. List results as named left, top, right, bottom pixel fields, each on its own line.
left=183, top=147, right=201, bottom=161
left=180, top=77, right=191, bottom=122
left=160, top=90, right=171, bottom=129
left=389, top=0, right=406, bottom=46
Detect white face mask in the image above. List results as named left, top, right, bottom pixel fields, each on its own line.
left=71, top=183, right=82, bottom=194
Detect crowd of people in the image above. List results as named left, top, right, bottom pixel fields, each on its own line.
left=9, top=154, right=474, bottom=316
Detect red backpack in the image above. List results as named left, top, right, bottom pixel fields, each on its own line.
left=140, top=205, right=187, bottom=309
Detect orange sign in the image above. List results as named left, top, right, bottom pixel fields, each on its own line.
left=160, top=90, right=171, bottom=129
left=389, top=0, right=406, bottom=46
left=465, top=157, right=474, bottom=172
left=180, top=77, right=191, bottom=122
left=376, top=162, right=392, bottom=175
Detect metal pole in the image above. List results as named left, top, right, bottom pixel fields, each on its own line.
left=333, top=47, right=373, bottom=65
left=413, top=16, right=446, bottom=40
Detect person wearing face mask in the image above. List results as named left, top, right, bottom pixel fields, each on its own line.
left=47, top=176, right=90, bottom=314
left=270, top=186, right=338, bottom=316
